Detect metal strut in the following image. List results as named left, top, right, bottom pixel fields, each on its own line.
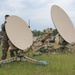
left=0, top=54, right=48, bottom=66
left=0, top=54, right=38, bottom=65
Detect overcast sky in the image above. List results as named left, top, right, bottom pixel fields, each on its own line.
left=0, top=0, right=75, bottom=31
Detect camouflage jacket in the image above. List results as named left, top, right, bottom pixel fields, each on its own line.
left=1, top=21, right=9, bottom=41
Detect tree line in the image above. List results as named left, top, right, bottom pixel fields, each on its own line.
left=32, top=29, right=58, bottom=36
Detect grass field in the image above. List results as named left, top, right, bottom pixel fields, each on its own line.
left=0, top=46, right=75, bottom=75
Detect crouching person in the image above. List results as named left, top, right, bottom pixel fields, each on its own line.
left=8, top=40, right=19, bottom=57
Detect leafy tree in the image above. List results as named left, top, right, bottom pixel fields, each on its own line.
left=53, top=29, right=58, bottom=36
left=32, top=30, right=42, bottom=36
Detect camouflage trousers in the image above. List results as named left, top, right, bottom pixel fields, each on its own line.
left=1, top=48, right=18, bottom=60
left=9, top=49, right=19, bottom=57
left=1, top=40, right=16, bottom=60
left=1, top=47, right=8, bottom=60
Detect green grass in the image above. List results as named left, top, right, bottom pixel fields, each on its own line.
left=0, top=46, right=75, bottom=75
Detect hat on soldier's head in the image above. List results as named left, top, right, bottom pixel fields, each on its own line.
left=5, top=15, right=9, bottom=19
left=5, top=15, right=9, bottom=17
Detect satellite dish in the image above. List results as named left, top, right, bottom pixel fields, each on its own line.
left=5, top=15, right=33, bottom=51
left=51, top=5, right=75, bottom=43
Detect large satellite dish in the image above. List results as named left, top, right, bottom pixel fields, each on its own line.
left=5, top=15, right=33, bottom=51
left=51, top=5, right=75, bottom=43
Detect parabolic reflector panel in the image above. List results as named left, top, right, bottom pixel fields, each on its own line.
left=51, top=5, right=75, bottom=43
left=5, top=15, right=33, bottom=50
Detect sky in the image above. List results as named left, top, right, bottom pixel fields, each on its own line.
left=0, top=0, right=75, bottom=31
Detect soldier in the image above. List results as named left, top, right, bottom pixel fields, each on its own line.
left=1, top=15, right=15, bottom=60
left=8, top=40, right=19, bottom=57
left=1, top=15, right=9, bottom=60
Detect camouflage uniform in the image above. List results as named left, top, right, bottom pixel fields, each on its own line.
left=1, top=21, right=9, bottom=59
left=8, top=40, right=19, bottom=57
left=1, top=21, right=15, bottom=60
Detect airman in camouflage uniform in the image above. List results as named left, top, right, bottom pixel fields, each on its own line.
left=1, top=15, right=15, bottom=60
left=8, top=40, right=19, bottom=57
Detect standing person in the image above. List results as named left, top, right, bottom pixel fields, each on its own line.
left=1, top=15, right=15, bottom=60
left=1, top=15, right=10, bottom=60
